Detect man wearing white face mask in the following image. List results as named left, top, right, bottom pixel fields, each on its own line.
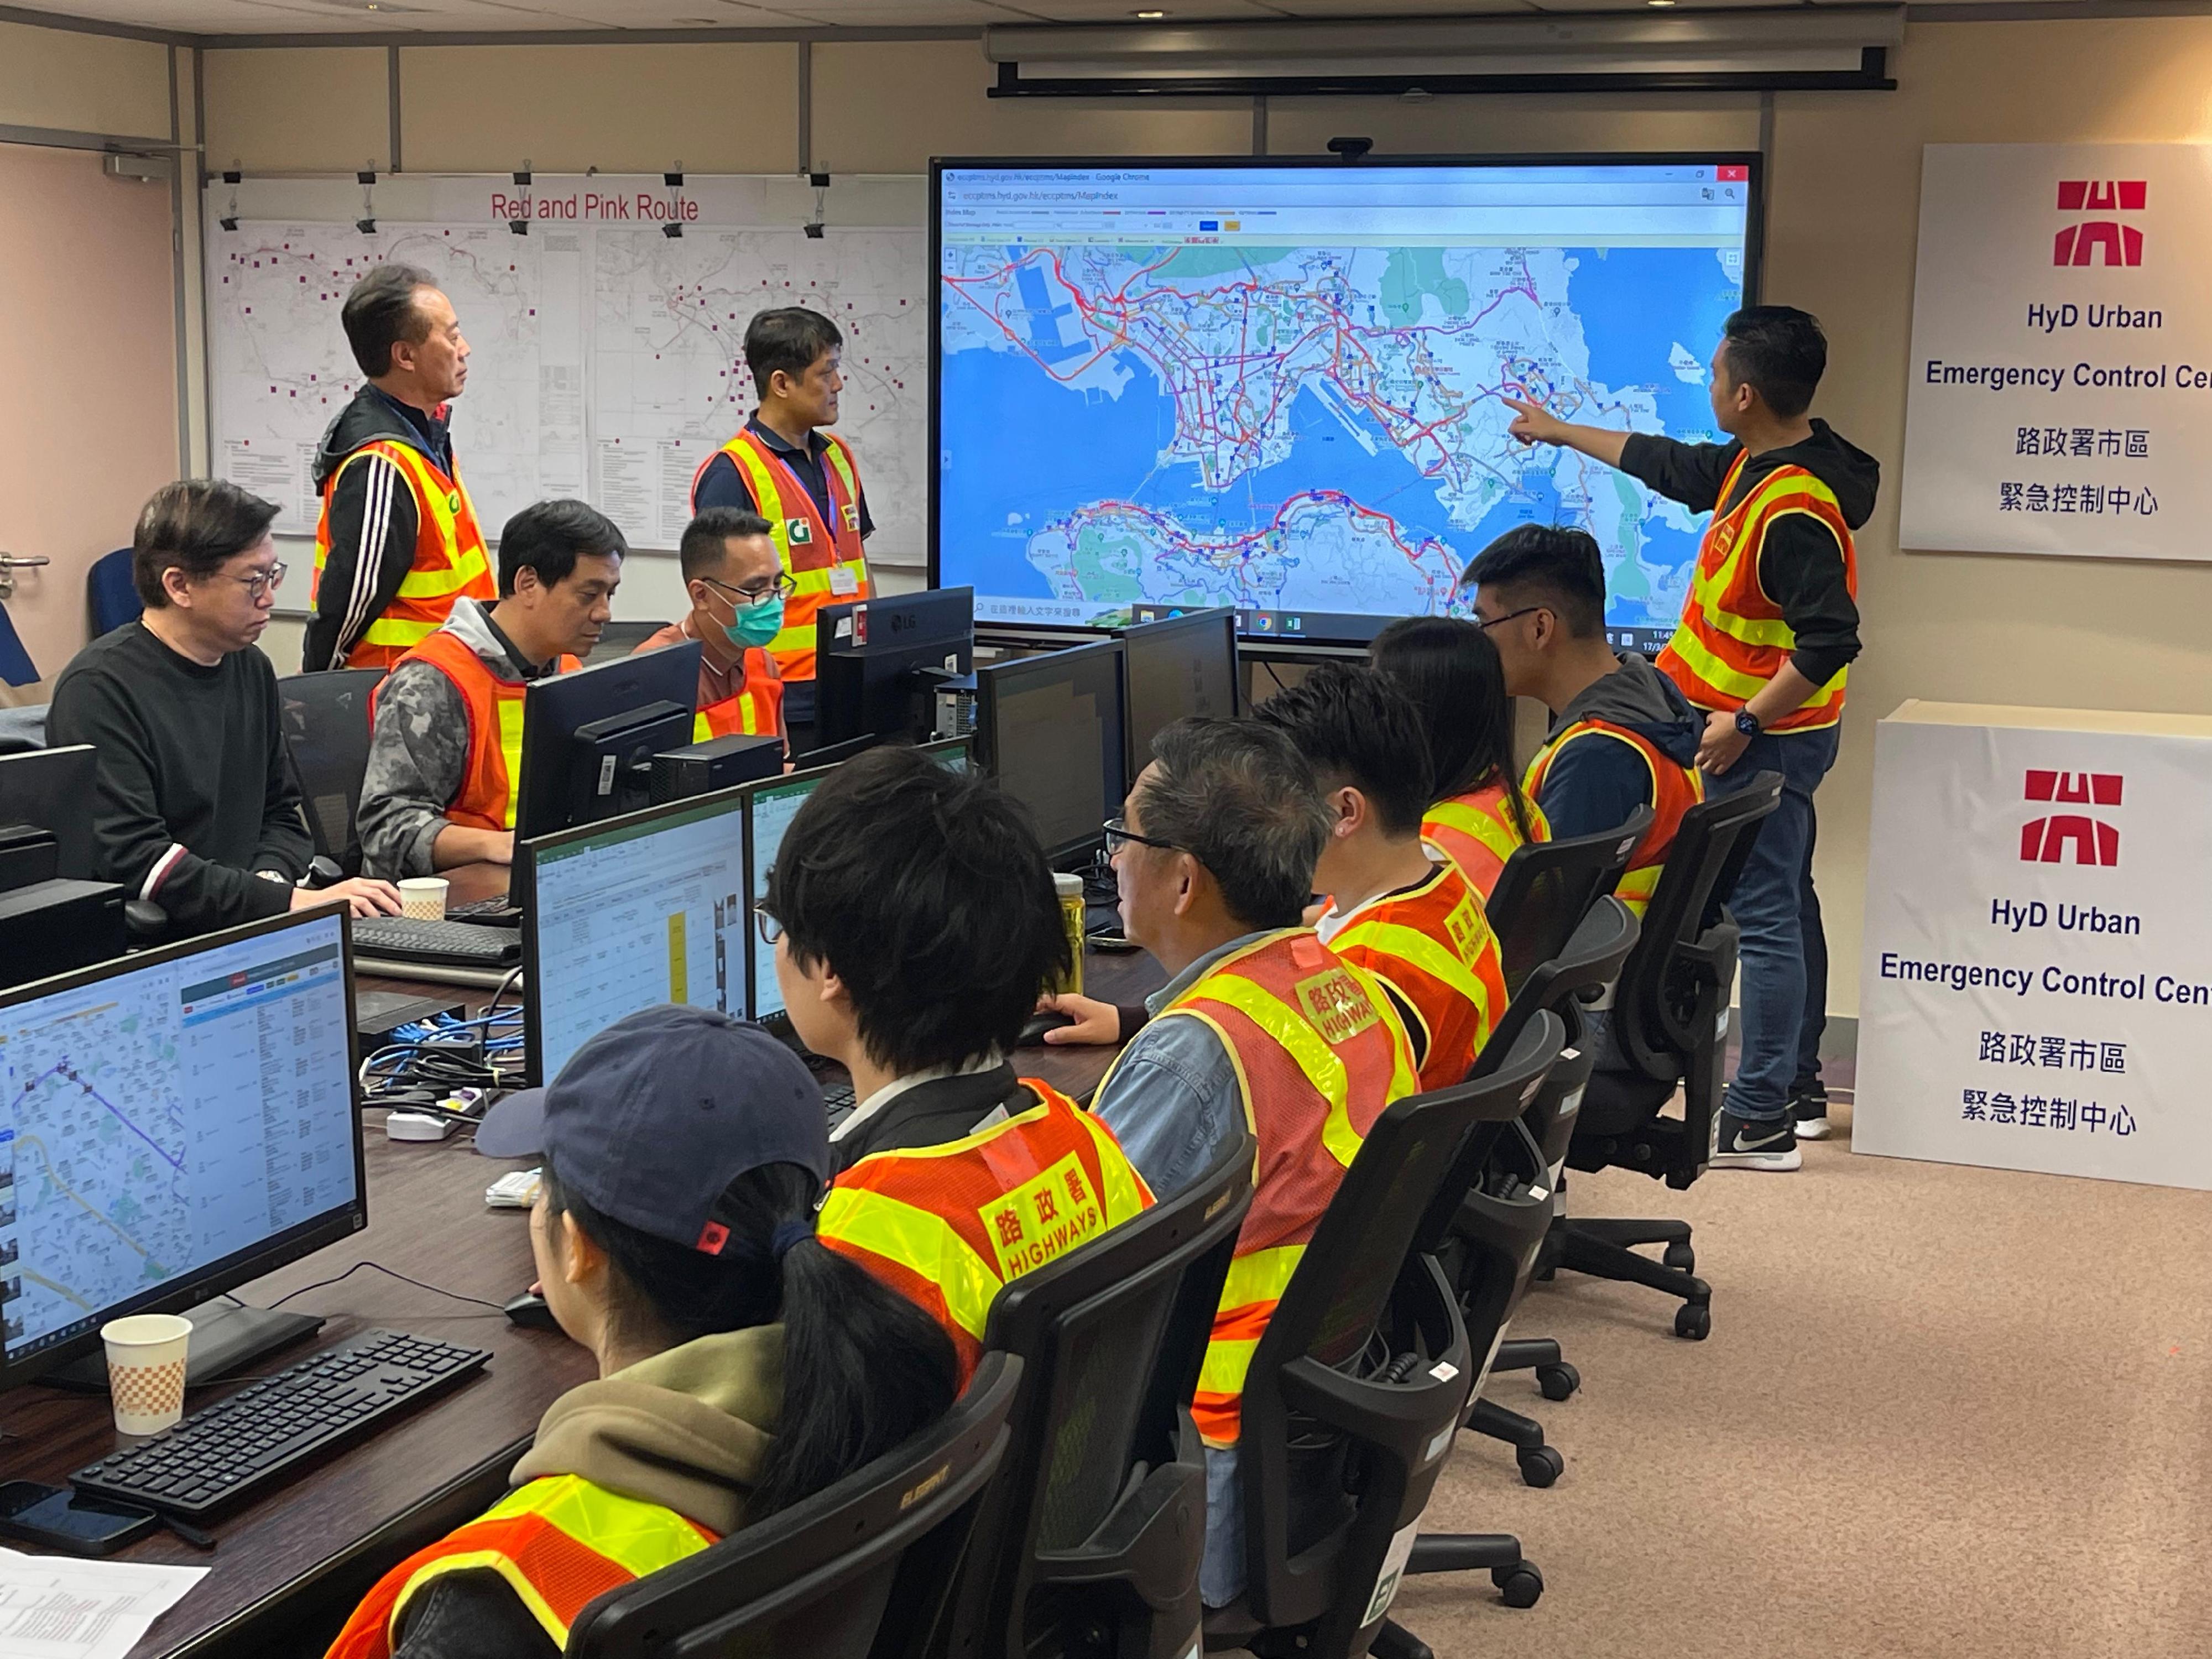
left=635, top=508, right=790, bottom=753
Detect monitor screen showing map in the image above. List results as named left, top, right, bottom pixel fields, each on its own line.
left=0, top=911, right=363, bottom=1385
left=933, top=158, right=1759, bottom=652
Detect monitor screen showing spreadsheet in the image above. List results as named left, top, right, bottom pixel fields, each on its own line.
left=0, top=911, right=362, bottom=1384
left=526, top=791, right=748, bottom=1084
left=933, top=156, right=1759, bottom=654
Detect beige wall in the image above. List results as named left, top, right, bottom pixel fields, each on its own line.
left=0, top=19, right=169, bottom=140
left=204, top=48, right=389, bottom=175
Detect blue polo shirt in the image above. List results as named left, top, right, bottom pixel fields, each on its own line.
left=693, top=415, right=875, bottom=538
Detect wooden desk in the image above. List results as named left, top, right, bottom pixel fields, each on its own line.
left=1, top=921, right=1165, bottom=1658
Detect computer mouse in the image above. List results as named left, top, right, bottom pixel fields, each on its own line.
left=504, top=1291, right=560, bottom=1332
left=1018, top=1009, right=1077, bottom=1047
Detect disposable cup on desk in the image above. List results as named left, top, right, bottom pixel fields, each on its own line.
left=101, top=1313, right=192, bottom=1435
left=399, top=877, right=450, bottom=920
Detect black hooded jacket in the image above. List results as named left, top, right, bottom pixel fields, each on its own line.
left=1532, top=653, right=1705, bottom=843
left=1620, top=420, right=1880, bottom=691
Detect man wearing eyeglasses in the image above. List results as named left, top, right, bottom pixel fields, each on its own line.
left=49, top=479, right=402, bottom=936
left=632, top=509, right=789, bottom=753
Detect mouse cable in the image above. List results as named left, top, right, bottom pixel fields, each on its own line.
left=255, top=1259, right=508, bottom=1314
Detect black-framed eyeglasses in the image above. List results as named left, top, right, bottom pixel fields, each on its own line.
left=753, top=902, right=785, bottom=946
left=704, top=572, right=797, bottom=610
left=1475, top=604, right=1542, bottom=633
left=1103, top=818, right=1180, bottom=857
left=229, top=561, right=288, bottom=599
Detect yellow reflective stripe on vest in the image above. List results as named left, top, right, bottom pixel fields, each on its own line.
left=395, top=542, right=491, bottom=600
left=359, top=614, right=441, bottom=649
left=1188, top=974, right=1361, bottom=1168
left=815, top=1184, right=1003, bottom=1341
left=822, top=437, right=859, bottom=500
left=1614, top=864, right=1660, bottom=917
left=495, top=693, right=525, bottom=831
left=1333, top=917, right=1493, bottom=1018
left=725, top=441, right=786, bottom=536
left=1069, top=1108, right=1151, bottom=1221
left=391, top=1475, right=709, bottom=1649
left=1425, top=797, right=1519, bottom=867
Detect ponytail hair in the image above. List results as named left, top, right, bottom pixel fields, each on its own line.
left=1370, top=615, right=1537, bottom=846
left=540, top=1157, right=959, bottom=1519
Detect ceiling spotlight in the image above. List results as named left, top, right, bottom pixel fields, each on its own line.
left=1646, top=1, right=1676, bottom=7
left=1133, top=8, right=1166, bottom=17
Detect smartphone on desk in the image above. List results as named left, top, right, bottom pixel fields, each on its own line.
left=0, top=1480, right=162, bottom=1557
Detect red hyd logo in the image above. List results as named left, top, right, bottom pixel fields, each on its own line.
left=2053, top=179, right=2145, bottom=268
left=2020, top=769, right=2121, bottom=867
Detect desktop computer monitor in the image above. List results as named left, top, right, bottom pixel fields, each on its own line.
left=522, top=785, right=749, bottom=1086
left=1118, top=607, right=1240, bottom=779
left=973, top=641, right=1126, bottom=869
left=0, top=745, right=97, bottom=880
left=513, top=640, right=703, bottom=840
left=812, top=587, right=975, bottom=750
left=0, top=907, right=364, bottom=1394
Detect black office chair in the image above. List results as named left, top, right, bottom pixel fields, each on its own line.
left=1202, top=1017, right=1561, bottom=1659
left=1552, top=772, right=1784, bottom=1339
left=938, top=1138, right=1254, bottom=1659
left=586, top=620, right=674, bottom=665
left=566, top=1351, right=1023, bottom=1659
left=1483, top=808, right=1648, bottom=997
left=278, top=669, right=384, bottom=876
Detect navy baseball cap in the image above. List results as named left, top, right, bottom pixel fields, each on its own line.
left=474, top=1004, right=830, bottom=1255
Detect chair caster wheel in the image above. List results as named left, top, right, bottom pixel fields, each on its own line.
left=1493, top=1561, right=1544, bottom=1608
left=1674, top=1302, right=1712, bottom=1341
left=1516, top=1445, right=1563, bottom=1488
left=1535, top=1264, right=1557, bottom=1282
left=1663, top=1241, right=1695, bottom=1272
left=1535, top=1362, right=1579, bottom=1402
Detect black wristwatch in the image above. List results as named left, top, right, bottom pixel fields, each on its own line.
left=1734, top=708, right=1763, bottom=738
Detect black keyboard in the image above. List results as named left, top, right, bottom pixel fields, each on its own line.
left=448, top=896, right=525, bottom=928
left=354, top=916, right=522, bottom=968
left=71, top=1330, right=490, bottom=1518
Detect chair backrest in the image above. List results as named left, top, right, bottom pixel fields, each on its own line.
left=277, top=669, right=384, bottom=874
left=87, top=548, right=143, bottom=640
left=1483, top=807, right=1650, bottom=996
left=1469, top=895, right=1640, bottom=1083
left=1613, top=773, right=1783, bottom=1083
left=567, top=1352, right=1024, bottom=1659
left=587, top=620, right=675, bottom=665
left=1238, top=1022, right=1561, bottom=1651
left=940, top=1137, right=1255, bottom=1659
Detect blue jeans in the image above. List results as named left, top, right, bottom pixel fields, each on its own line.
left=1702, top=724, right=1840, bottom=1123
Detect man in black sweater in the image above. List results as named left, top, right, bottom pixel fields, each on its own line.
left=48, top=479, right=400, bottom=938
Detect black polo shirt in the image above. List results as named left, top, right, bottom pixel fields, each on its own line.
left=693, top=415, right=875, bottom=538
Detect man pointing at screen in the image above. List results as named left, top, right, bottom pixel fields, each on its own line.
left=1503, top=304, right=1877, bottom=1169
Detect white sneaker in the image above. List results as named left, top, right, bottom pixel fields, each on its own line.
left=1794, top=1111, right=1833, bottom=1141
left=1792, top=1087, right=1833, bottom=1141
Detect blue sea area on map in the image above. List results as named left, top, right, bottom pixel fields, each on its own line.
left=1569, top=246, right=1743, bottom=449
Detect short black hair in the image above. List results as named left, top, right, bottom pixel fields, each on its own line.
left=341, top=263, right=436, bottom=380
left=132, top=478, right=279, bottom=608
left=745, top=307, right=842, bottom=395
left=766, top=744, right=1070, bottom=1076
left=497, top=498, right=625, bottom=596
left=1138, top=718, right=1329, bottom=931
left=1721, top=305, right=1827, bottom=419
left=1459, top=524, right=1607, bottom=640
left=1254, top=662, right=1432, bottom=838
left=679, top=507, right=775, bottom=583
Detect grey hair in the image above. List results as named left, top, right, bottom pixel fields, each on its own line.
left=1139, top=718, right=1329, bottom=930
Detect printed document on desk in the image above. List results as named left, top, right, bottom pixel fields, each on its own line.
left=0, top=1546, right=207, bottom=1659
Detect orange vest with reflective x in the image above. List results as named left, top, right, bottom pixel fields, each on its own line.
left=312, top=440, right=497, bottom=671
left=1422, top=779, right=1550, bottom=901
left=817, top=1079, right=1154, bottom=1390
left=1656, top=448, right=1858, bottom=732
left=324, top=1473, right=717, bottom=1659
left=692, top=648, right=785, bottom=744
left=1329, top=862, right=1509, bottom=1093
left=381, top=628, right=578, bottom=832
left=1103, top=930, right=1418, bottom=1448
left=1523, top=719, right=1704, bottom=919
left=690, top=427, right=869, bottom=684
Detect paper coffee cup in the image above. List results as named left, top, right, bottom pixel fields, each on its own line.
left=102, top=1313, right=192, bottom=1436
left=398, top=877, right=450, bottom=920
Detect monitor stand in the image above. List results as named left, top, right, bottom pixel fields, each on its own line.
left=40, top=1300, right=325, bottom=1394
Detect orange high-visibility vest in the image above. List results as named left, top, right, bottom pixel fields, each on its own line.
left=381, top=628, right=578, bottom=832
left=1522, top=719, right=1704, bottom=918
left=818, top=1079, right=1154, bottom=1389
left=691, top=648, right=784, bottom=744
left=1656, top=449, right=1858, bottom=732
left=1102, top=931, right=1417, bottom=1447
left=1422, top=779, right=1550, bottom=901
left=312, top=439, right=497, bottom=671
left=690, top=428, right=869, bottom=683
left=325, top=1473, right=716, bottom=1659
left=1328, top=863, right=1508, bottom=1092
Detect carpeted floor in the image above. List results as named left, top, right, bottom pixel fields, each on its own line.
left=1385, top=1093, right=2212, bottom=1658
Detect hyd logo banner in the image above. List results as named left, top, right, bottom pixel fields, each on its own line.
left=2053, top=179, right=2146, bottom=268
left=2020, top=769, right=2122, bottom=867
